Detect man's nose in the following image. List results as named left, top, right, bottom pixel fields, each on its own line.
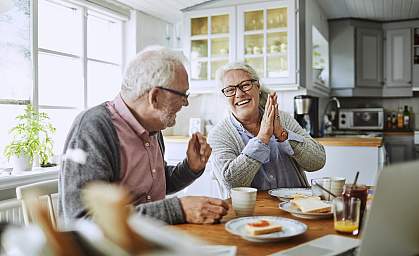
left=183, top=97, right=189, bottom=107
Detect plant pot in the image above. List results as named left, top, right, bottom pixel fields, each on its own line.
left=312, top=68, right=323, bottom=81
left=12, top=153, right=33, bottom=173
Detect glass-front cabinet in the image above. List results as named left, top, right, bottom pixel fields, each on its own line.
left=184, top=7, right=235, bottom=91
left=183, top=1, right=296, bottom=91
left=238, top=1, right=296, bottom=86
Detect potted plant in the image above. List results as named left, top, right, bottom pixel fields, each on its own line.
left=4, top=104, right=56, bottom=172
left=312, top=44, right=326, bottom=81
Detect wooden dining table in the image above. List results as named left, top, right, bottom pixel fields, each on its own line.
left=176, top=191, right=355, bottom=256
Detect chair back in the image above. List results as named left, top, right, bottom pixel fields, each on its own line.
left=16, top=179, right=58, bottom=228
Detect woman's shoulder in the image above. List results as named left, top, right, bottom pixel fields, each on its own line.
left=208, top=117, right=236, bottom=141
left=278, top=110, right=293, bottom=120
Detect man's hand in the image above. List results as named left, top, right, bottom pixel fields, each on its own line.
left=186, top=132, right=212, bottom=172
left=179, top=196, right=229, bottom=224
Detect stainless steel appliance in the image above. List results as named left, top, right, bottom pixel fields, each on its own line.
left=415, top=131, right=419, bottom=160
left=294, top=95, right=319, bottom=137
left=339, top=108, right=384, bottom=130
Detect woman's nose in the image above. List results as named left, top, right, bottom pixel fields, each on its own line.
left=235, top=87, right=246, bottom=97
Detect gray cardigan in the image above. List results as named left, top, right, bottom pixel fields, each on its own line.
left=208, top=110, right=326, bottom=198
left=58, top=104, right=203, bottom=225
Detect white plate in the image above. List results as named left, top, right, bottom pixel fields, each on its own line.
left=224, top=216, right=307, bottom=242
left=268, top=188, right=313, bottom=201
left=278, top=201, right=333, bottom=219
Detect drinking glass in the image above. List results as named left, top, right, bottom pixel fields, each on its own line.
left=332, top=197, right=361, bottom=235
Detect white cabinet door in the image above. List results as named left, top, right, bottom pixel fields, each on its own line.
left=305, top=146, right=381, bottom=186
left=385, top=29, right=412, bottom=87
left=356, top=28, right=383, bottom=87
left=184, top=7, right=235, bottom=92
left=237, top=0, right=296, bottom=86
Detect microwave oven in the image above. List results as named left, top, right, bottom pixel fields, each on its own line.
left=338, top=108, right=384, bottom=130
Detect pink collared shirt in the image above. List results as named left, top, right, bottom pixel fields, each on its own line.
left=106, top=95, right=166, bottom=204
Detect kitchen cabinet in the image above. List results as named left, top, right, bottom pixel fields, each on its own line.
left=306, top=145, right=385, bottom=186
left=384, top=29, right=411, bottom=87
left=384, top=29, right=412, bottom=88
left=356, top=28, right=383, bottom=88
left=163, top=137, right=220, bottom=198
left=184, top=7, right=235, bottom=92
left=383, top=134, right=415, bottom=164
left=237, top=1, right=296, bottom=86
left=182, top=0, right=297, bottom=92
left=329, top=19, right=383, bottom=97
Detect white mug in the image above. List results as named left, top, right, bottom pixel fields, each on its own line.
left=312, top=177, right=346, bottom=200
left=230, top=187, right=257, bottom=216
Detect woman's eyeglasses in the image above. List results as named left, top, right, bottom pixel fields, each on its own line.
left=221, top=79, right=259, bottom=97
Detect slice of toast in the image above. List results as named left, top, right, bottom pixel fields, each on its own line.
left=291, top=198, right=331, bottom=213
left=245, top=220, right=282, bottom=236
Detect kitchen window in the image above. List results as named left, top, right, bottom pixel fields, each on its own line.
left=37, top=0, right=123, bottom=158
left=0, top=0, right=125, bottom=169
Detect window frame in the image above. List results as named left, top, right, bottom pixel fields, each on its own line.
left=33, top=0, right=126, bottom=111
left=0, top=0, right=126, bottom=170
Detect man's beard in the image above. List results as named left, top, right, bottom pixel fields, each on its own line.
left=160, top=106, right=177, bottom=128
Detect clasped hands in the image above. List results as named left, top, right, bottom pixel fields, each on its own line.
left=257, top=92, right=286, bottom=144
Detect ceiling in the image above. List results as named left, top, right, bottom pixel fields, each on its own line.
left=116, top=0, right=419, bottom=23
left=115, top=0, right=208, bottom=23
left=318, top=0, right=419, bottom=21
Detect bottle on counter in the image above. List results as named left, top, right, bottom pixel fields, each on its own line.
left=403, top=105, right=410, bottom=129
left=397, top=107, right=404, bottom=129
left=391, top=112, right=397, bottom=129
left=386, top=112, right=392, bottom=129
left=409, top=107, right=415, bottom=130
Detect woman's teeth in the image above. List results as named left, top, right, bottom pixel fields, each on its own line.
left=236, top=99, right=250, bottom=106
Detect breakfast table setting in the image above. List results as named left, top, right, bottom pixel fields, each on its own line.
left=176, top=176, right=370, bottom=256
left=176, top=191, right=351, bottom=256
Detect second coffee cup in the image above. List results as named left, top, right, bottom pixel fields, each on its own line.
left=231, top=187, right=257, bottom=216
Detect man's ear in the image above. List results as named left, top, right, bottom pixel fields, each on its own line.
left=148, top=87, right=160, bottom=109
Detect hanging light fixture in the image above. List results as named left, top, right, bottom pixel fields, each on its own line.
left=0, top=0, right=13, bottom=14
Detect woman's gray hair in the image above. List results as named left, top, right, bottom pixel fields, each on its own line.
left=215, top=62, right=270, bottom=108
left=121, top=45, right=187, bottom=102
left=215, top=62, right=260, bottom=89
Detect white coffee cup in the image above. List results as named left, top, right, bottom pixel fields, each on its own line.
left=312, top=177, right=346, bottom=200
left=231, top=187, right=257, bottom=216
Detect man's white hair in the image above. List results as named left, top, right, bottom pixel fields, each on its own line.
left=215, top=62, right=260, bottom=89
left=121, top=45, right=187, bottom=101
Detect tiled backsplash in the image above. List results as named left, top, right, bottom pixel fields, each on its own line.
left=165, top=90, right=307, bottom=136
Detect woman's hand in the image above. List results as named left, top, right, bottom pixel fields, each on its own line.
left=257, top=93, right=275, bottom=144
left=272, top=93, right=284, bottom=138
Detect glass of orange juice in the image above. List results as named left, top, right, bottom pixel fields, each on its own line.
left=332, top=197, right=361, bottom=235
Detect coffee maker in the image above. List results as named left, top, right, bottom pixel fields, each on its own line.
left=294, top=95, right=320, bottom=137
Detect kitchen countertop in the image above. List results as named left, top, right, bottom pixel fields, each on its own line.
left=316, top=136, right=383, bottom=147
left=164, top=135, right=383, bottom=147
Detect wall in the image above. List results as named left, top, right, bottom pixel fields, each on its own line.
left=124, top=10, right=174, bottom=66
left=304, top=0, right=329, bottom=95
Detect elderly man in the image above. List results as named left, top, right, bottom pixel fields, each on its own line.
left=58, top=46, right=228, bottom=225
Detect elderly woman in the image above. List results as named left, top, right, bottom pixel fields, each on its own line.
left=208, top=62, right=326, bottom=198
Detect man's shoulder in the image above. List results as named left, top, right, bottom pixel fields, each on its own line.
left=71, top=103, right=115, bottom=134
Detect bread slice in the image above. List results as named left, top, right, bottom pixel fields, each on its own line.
left=291, top=198, right=331, bottom=213
left=245, top=220, right=282, bottom=236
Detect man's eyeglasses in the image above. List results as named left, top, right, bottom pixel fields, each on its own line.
left=221, top=79, right=259, bottom=97
left=156, top=86, right=189, bottom=100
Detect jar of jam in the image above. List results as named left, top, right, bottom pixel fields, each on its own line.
left=342, top=184, right=368, bottom=229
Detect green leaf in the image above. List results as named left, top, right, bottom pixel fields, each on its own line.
left=3, top=104, right=56, bottom=163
